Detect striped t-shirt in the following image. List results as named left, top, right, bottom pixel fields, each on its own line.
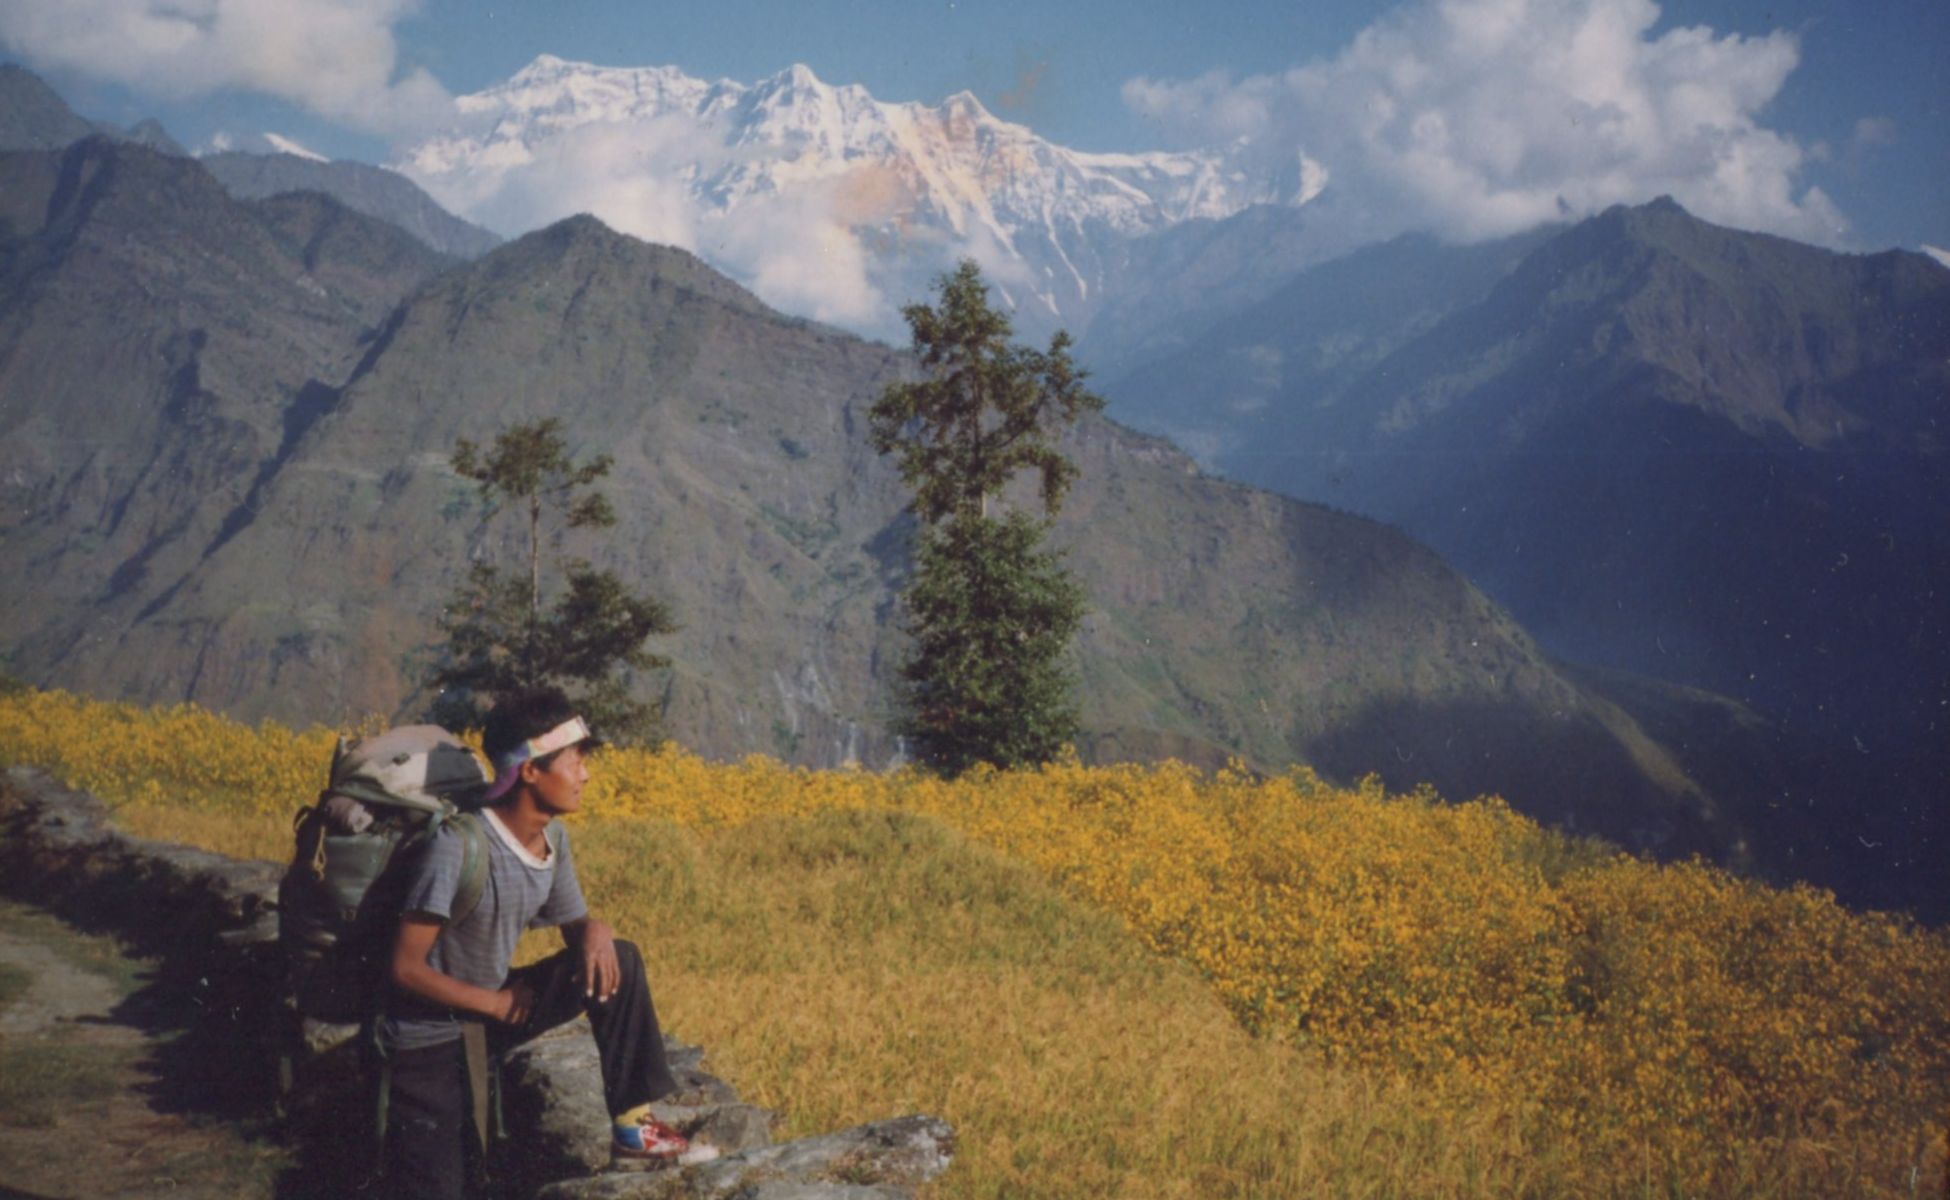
left=383, top=808, right=588, bottom=1051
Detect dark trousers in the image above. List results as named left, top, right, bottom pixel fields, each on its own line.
left=382, top=938, right=677, bottom=1200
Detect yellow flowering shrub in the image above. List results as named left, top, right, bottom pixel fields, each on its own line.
left=0, top=689, right=332, bottom=858
left=1545, top=857, right=1950, bottom=1170
left=1, top=687, right=1943, bottom=1196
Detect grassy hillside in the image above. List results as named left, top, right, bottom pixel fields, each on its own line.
left=1, top=687, right=1943, bottom=1197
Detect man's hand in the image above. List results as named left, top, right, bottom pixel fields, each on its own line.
left=574, top=919, right=621, bottom=1003
left=497, top=978, right=539, bottom=1026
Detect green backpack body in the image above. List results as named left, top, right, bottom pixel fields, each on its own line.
left=277, top=725, right=494, bottom=1026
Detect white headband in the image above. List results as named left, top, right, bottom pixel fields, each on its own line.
left=483, top=716, right=594, bottom=801
left=499, top=716, right=594, bottom=769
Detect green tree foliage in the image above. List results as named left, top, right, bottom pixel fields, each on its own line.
left=870, top=260, right=1103, bottom=775
left=429, top=418, right=676, bottom=743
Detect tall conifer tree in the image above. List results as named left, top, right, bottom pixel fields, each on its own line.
left=429, top=418, right=676, bottom=743
left=870, top=260, right=1103, bottom=774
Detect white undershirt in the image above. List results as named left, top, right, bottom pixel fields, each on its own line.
left=483, top=806, right=553, bottom=869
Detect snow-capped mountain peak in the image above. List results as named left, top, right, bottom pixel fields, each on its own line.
left=201, top=130, right=331, bottom=161
left=400, top=57, right=1317, bottom=335
left=263, top=132, right=328, bottom=162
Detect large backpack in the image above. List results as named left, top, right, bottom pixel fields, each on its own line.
left=277, top=724, right=494, bottom=1027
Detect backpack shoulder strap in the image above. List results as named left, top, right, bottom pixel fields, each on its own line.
left=447, top=812, right=493, bottom=928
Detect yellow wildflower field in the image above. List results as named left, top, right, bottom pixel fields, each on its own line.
left=1, top=687, right=1943, bottom=1197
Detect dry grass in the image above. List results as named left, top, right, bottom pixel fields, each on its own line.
left=4, top=688, right=1945, bottom=1197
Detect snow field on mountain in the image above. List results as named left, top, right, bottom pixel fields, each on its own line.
left=395, top=56, right=1310, bottom=335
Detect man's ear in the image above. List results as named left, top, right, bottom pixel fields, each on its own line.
left=519, top=759, right=545, bottom=786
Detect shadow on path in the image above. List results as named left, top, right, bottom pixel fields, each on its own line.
left=0, top=902, right=298, bottom=1199
left=104, top=942, right=383, bottom=1199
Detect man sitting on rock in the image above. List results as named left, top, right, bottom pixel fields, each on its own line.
left=381, top=685, right=716, bottom=1199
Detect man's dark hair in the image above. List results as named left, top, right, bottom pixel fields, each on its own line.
left=483, top=686, right=581, bottom=764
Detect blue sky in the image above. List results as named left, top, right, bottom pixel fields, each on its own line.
left=7, top=0, right=1944, bottom=254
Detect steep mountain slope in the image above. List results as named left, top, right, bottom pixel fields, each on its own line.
left=0, top=64, right=185, bottom=156
left=397, top=56, right=1315, bottom=338
left=1362, top=206, right=1946, bottom=729
left=0, top=196, right=1744, bottom=862
left=1154, top=199, right=1950, bottom=730
left=0, top=140, right=458, bottom=691
left=0, top=64, right=97, bottom=150
left=1107, top=198, right=1950, bottom=915
left=245, top=191, right=458, bottom=327
left=202, top=152, right=501, bottom=260
left=0, top=66, right=488, bottom=261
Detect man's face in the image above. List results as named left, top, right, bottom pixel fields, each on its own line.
left=523, top=741, right=589, bottom=816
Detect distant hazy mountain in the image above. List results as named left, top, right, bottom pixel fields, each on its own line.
left=0, top=140, right=1744, bottom=871
left=1108, top=198, right=1950, bottom=916
left=0, top=63, right=185, bottom=156
left=398, top=56, right=1318, bottom=339
left=1076, top=203, right=1377, bottom=379
left=202, top=152, right=501, bottom=260
left=120, top=118, right=185, bottom=156
left=1099, top=227, right=1556, bottom=442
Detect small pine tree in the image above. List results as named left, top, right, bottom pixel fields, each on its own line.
left=429, top=418, right=676, bottom=743
left=869, top=260, right=1103, bottom=774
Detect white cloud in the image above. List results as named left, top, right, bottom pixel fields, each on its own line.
left=698, top=174, right=892, bottom=328
left=404, top=115, right=897, bottom=329
left=1123, top=0, right=1848, bottom=248
left=1852, top=117, right=1897, bottom=148
left=0, top=0, right=454, bottom=136
left=1923, top=245, right=1950, bottom=271
left=421, top=118, right=706, bottom=252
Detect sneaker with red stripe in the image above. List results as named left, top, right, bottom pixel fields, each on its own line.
left=612, top=1108, right=719, bottom=1166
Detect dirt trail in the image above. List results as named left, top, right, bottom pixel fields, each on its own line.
left=0, top=904, right=288, bottom=1200
left=0, top=926, right=125, bottom=1037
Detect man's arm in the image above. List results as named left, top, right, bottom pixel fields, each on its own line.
left=559, top=916, right=621, bottom=1003
left=537, top=823, right=615, bottom=1002
left=390, top=916, right=535, bottom=1025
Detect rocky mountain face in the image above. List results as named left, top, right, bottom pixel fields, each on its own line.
left=397, top=56, right=1319, bottom=340
left=202, top=152, right=502, bottom=260
left=246, top=190, right=459, bottom=327
left=1107, top=198, right=1950, bottom=915
left=0, top=140, right=457, bottom=708
left=0, top=65, right=491, bottom=261
left=0, top=64, right=186, bottom=156
left=0, top=64, right=98, bottom=150
left=0, top=141, right=1742, bottom=866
